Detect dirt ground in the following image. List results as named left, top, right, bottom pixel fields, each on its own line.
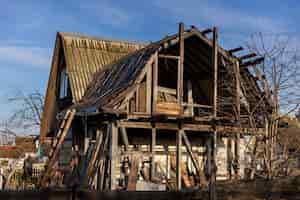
left=217, top=176, right=300, bottom=200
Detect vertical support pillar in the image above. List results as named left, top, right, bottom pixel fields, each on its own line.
left=84, top=115, right=89, bottom=154
left=146, top=59, right=153, bottom=114
left=109, top=122, right=118, bottom=190
left=166, top=146, right=170, bottom=179
left=187, top=80, right=194, bottom=116
left=176, top=129, right=183, bottom=190
left=152, top=52, right=158, bottom=114
left=150, top=127, right=156, bottom=180
left=234, top=60, right=241, bottom=179
left=211, top=26, right=218, bottom=200
left=227, top=137, right=232, bottom=179
left=178, top=22, right=184, bottom=114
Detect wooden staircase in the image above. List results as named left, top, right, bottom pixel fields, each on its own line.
left=40, top=108, right=76, bottom=187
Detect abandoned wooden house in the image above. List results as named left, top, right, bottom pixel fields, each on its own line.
left=39, top=23, right=272, bottom=192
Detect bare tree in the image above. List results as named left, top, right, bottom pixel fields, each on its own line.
left=2, top=91, right=44, bottom=134
left=247, top=33, right=300, bottom=178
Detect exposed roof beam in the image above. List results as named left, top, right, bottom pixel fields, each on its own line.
left=240, top=57, right=264, bottom=67
left=201, top=28, right=213, bottom=35
left=238, top=53, right=257, bottom=60
left=228, top=47, right=244, bottom=54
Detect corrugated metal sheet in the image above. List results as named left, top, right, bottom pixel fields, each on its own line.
left=60, top=32, right=145, bottom=102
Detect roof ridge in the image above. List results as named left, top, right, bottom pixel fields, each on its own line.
left=59, top=32, right=147, bottom=46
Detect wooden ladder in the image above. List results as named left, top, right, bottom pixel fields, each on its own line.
left=40, top=108, right=76, bottom=187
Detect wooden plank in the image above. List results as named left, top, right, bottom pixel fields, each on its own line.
left=158, top=86, right=177, bottom=95
left=158, top=54, right=180, bottom=60
left=176, top=129, right=183, bottom=190
left=178, top=22, right=184, bottom=115
left=118, top=121, right=265, bottom=134
left=86, top=129, right=103, bottom=182
left=127, top=155, right=140, bottom=191
left=182, top=132, right=201, bottom=177
left=109, top=122, right=118, bottom=190
left=152, top=52, right=158, bottom=114
left=41, top=109, right=75, bottom=187
left=150, top=128, right=156, bottom=180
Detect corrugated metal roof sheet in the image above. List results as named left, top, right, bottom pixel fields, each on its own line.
left=60, top=32, right=145, bottom=102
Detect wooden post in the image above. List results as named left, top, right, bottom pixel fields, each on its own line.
left=120, top=126, right=129, bottom=151
left=176, top=129, right=183, bottom=190
left=84, top=115, right=89, bottom=154
left=227, top=137, right=232, bottom=179
left=146, top=59, right=152, bottom=114
left=152, top=52, right=158, bottom=114
left=109, top=122, right=118, bottom=190
left=187, top=80, right=194, bottom=116
left=211, top=27, right=218, bottom=200
left=178, top=22, right=184, bottom=114
left=234, top=60, right=241, bottom=178
left=150, top=127, right=156, bottom=180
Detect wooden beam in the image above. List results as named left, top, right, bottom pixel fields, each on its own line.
left=187, top=80, right=194, bottom=116
left=182, top=132, right=202, bottom=179
left=152, top=52, right=158, bottom=114
left=238, top=53, right=257, bottom=60
left=201, top=28, right=213, bottom=35
left=109, top=122, right=118, bottom=190
left=118, top=121, right=265, bottom=134
left=178, top=22, right=184, bottom=115
left=135, top=87, right=139, bottom=112
left=240, top=57, right=264, bottom=67
left=212, top=26, right=218, bottom=154
left=150, top=127, right=156, bottom=180
left=86, top=129, right=103, bottom=183
left=158, top=54, right=180, bottom=60
left=227, top=138, right=233, bottom=179
left=211, top=27, right=218, bottom=200
left=235, top=60, right=241, bottom=178
left=146, top=60, right=152, bottom=114
left=127, top=155, right=140, bottom=191
left=41, top=109, right=75, bottom=187
left=120, top=126, right=129, bottom=151
left=228, top=46, right=244, bottom=54
left=176, top=129, right=183, bottom=190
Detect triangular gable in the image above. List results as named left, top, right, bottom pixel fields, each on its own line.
left=41, top=32, right=144, bottom=138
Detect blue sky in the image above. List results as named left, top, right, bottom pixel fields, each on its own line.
left=0, top=0, right=300, bottom=128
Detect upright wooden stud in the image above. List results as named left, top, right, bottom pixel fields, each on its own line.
left=227, top=137, right=233, bottom=179
left=211, top=26, right=218, bottom=200
left=152, top=52, right=158, bottom=114
left=178, top=22, right=184, bottom=114
left=176, top=129, right=183, bottom=190
left=234, top=60, right=241, bottom=178
left=146, top=60, right=153, bottom=114
left=109, top=122, right=118, bottom=190
left=150, top=127, right=156, bottom=180
left=187, top=80, right=194, bottom=116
